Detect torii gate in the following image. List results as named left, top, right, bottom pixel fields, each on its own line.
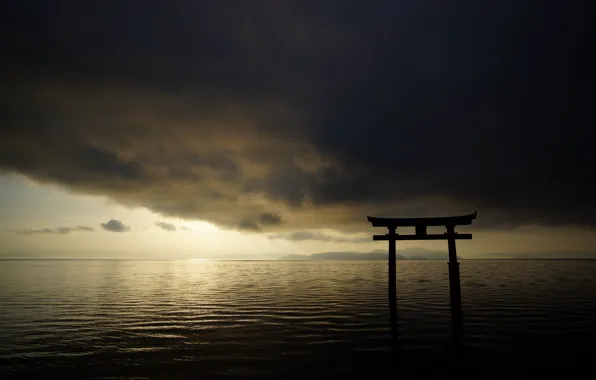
left=367, top=211, right=477, bottom=342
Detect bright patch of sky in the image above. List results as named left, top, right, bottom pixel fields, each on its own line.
left=2, top=173, right=596, bottom=259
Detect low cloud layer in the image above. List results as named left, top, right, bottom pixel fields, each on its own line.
left=12, top=226, right=94, bottom=235
left=156, top=221, right=177, bottom=232
left=1, top=2, right=593, bottom=233
left=100, top=219, right=130, bottom=233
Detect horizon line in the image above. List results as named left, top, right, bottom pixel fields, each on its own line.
left=1, top=258, right=596, bottom=262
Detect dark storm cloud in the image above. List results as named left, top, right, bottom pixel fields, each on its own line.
left=259, top=212, right=283, bottom=226
left=237, top=219, right=260, bottom=232
left=11, top=226, right=94, bottom=235
left=156, top=221, right=177, bottom=232
left=101, top=219, right=130, bottom=233
left=1, top=1, right=594, bottom=231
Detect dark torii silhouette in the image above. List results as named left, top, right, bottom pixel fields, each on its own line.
left=367, top=211, right=477, bottom=343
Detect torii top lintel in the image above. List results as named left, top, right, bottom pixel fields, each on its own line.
left=367, top=211, right=477, bottom=229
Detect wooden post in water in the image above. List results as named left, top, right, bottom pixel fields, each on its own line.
left=367, top=211, right=477, bottom=342
left=387, top=227, right=398, bottom=342
left=446, top=224, right=463, bottom=339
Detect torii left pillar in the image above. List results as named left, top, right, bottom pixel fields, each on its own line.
left=387, top=227, right=398, bottom=342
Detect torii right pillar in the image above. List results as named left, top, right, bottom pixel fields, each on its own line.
left=446, top=224, right=463, bottom=339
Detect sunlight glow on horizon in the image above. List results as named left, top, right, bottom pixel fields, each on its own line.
left=3, top=173, right=596, bottom=259
left=180, top=220, right=221, bottom=234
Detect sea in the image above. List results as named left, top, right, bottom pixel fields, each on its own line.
left=1, top=259, right=595, bottom=378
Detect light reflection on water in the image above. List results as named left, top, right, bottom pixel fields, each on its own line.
left=0, top=259, right=595, bottom=378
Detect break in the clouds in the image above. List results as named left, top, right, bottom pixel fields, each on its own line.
left=0, top=1, right=593, bottom=232
left=12, top=226, right=94, bottom=235
left=268, top=231, right=370, bottom=244
left=101, top=219, right=130, bottom=233
left=156, top=221, right=177, bottom=232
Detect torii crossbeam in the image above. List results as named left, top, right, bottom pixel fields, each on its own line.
left=367, top=211, right=477, bottom=342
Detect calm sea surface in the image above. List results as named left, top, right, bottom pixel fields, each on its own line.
left=1, top=259, right=595, bottom=378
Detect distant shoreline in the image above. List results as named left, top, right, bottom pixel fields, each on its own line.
left=1, top=258, right=596, bottom=261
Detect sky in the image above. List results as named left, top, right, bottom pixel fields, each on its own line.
left=1, top=1, right=594, bottom=259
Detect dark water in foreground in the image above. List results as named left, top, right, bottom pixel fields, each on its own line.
left=1, top=259, right=595, bottom=378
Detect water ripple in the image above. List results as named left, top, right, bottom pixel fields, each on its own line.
left=1, top=260, right=595, bottom=378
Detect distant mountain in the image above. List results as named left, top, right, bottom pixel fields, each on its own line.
left=277, top=251, right=403, bottom=260
left=308, top=252, right=405, bottom=261
left=280, top=254, right=314, bottom=261
left=278, top=248, right=457, bottom=261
